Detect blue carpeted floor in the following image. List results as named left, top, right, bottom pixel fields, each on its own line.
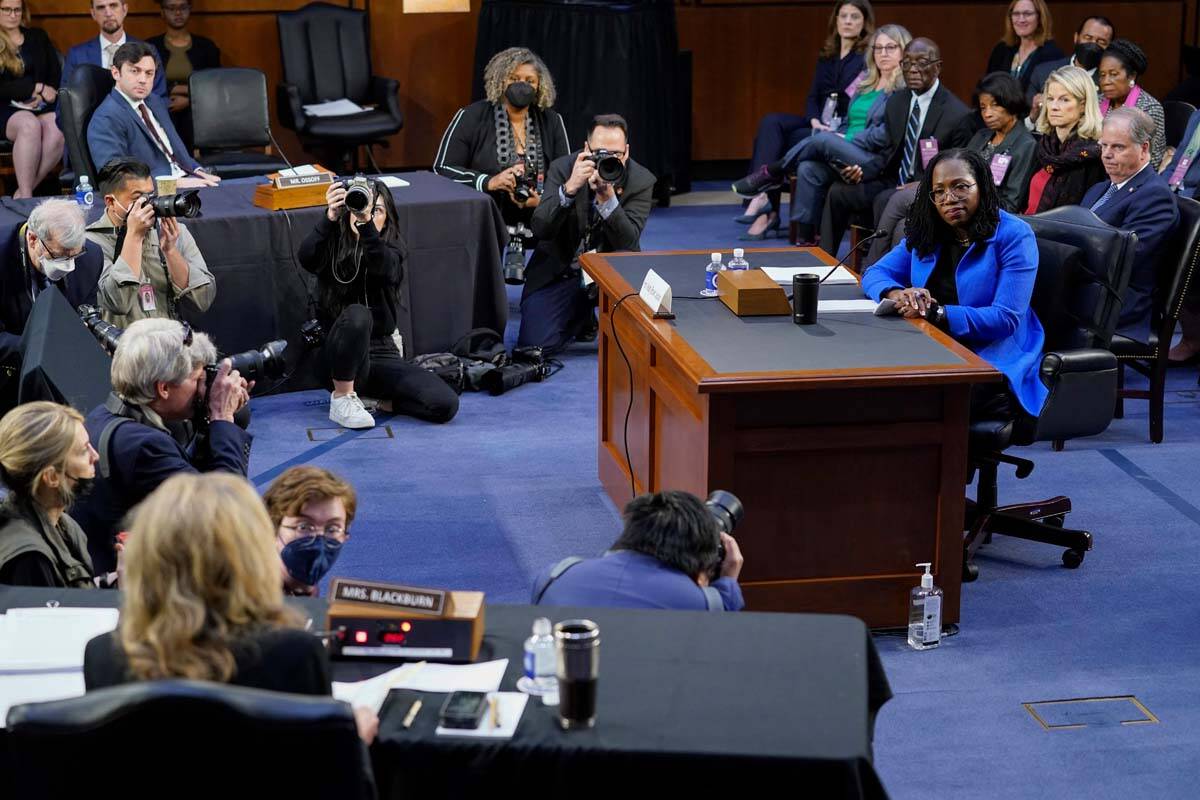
left=246, top=184, right=1200, bottom=799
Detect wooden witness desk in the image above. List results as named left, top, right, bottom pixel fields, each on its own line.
left=580, top=248, right=1000, bottom=627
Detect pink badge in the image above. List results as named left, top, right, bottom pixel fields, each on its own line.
left=990, top=153, right=1012, bottom=186
left=919, top=138, right=939, bottom=168
left=138, top=283, right=156, bottom=313
left=1169, top=156, right=1192, bottom=189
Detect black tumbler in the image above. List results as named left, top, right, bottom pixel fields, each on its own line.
left=793, top=273, right=820, bottom=325
left=555, top=619, right=600, bottom=730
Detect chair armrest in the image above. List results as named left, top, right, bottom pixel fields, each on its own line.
left=1032, top=348, right=1118, bottom=442
left=276, top=82, right=305, bottom=134
left=368, top=75, right=402, bottom=124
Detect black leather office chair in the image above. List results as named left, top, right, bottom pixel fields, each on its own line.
left=1163, top=100, right=1197, bottom=150
left=963, top=206, right=1137, bottom=580
left=276, top=2, right=403, bottom=170
left=189, top=68, right=292, bottom=179
left=6, top=679, right=375, bottom=798
left=1110, top=195, right=1200, bottom=442
left=59, top=64, right=115, bottom=186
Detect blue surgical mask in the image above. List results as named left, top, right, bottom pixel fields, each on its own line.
left=279, top=535, right=343, bottom=587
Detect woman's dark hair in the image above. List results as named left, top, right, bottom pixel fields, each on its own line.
left=972, top=71, right=1030, bottom=119
left=613, top=490, right=719, bottom=579
left=333, top=179, right=407, bottom=266
left=1102, top=38, right=1148, bottom=78
left=903, top=149, right=1001, bottom=259
left=819, top=0, right=875, bottom=59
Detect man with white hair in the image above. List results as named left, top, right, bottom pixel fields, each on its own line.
left=1081, top=105, right=1179, bottom=337
left=71, top=318, right=252, bottom=572
left=0, top=198, right=105, bottom=413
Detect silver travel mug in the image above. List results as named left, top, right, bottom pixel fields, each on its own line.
left=554, top=619, right=600, bottom=730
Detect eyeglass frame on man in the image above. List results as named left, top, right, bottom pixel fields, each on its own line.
left=901, top=57, right=942, bottom=71
left=279, top=521, right=348, bottom=541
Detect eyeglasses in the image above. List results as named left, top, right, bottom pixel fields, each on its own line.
left=1010, top=10, right=1038, bottom=18
left=0, top=6, right=23, bottom=15
left=280, top=522, right=347, bottom=540
left=901, top=58, right=941, bottom=71
left=162, top=3, right=190, bottom=10
left=872, top=43, right=901, bottom=53
left=180, top=320, right=193, bottom=347
left=931, top=181, right=977, bottom=204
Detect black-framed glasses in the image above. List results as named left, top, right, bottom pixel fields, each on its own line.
left=901, top=58, right=941, bottom=71
left=931, top=181, right=978, bottom=204
left=0, top=6, right=23, bottom=15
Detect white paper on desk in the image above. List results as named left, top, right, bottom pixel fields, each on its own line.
left=277, top=164, right=320, bottom=178
left=817, top=299, right=879, bottom=313
left=332, top=659, right=508, bottom=713
left=762, top=265, right=857, bottom=285
left=0, top=671, right=85, bottom=729
left=379, top=176, right=410, bottom=188
left=302, top=99, right=365, bottom=117
left=435, top=692, right=527, bottom=739
left=0, top=608, right=119, bottom=671
left=332, top=661, right=426, bottom=713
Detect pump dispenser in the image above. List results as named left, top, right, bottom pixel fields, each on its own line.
left=907, top=562, right=943, bottom=650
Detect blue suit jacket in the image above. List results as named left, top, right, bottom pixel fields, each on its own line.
left=60, top=36, right=167, bottom=98
left=533, top=550, right=744, bottom=611
left=862, top=210, right=1048, bottom=416
left=87, top=89, right=200, bottom=178
left=1080, top=166, right=1179, bottom=334
left=1163, top=109, right=1200, bottom=198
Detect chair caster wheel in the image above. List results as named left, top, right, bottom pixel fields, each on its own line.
left=963, top=562, right=979, bottom=582
left=1062, top=549, right=1085, bottom=569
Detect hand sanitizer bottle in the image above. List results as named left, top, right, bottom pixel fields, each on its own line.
left=907, top=562, right=942, bottom=650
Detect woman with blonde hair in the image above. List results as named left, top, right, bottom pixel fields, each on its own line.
left=985, top=0, right=1064, bottom=94
left=0, top=401, right=98, bottom=587
left=83, top=472, right=378, bottom=742
left=0, top=0, right=63, bottom=197
left=1024, top=65, right=1106, bottom=213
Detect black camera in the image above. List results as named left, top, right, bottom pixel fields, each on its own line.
left=705, top=490, right=743, bottom=578
left=342, top=174, right=373, bottom=214
left=586, top=149, right=625, bottom=183
left=204, top=340, right=288, bottom=395
left=299, top=318, right=326, bottom=349
left=481, top=345, right=552, bottom=396
left=512, top=171, right=536, bottom=204
left=145, top=191, right=202, bottom=219
left=78, top=304, right=123, bottom=355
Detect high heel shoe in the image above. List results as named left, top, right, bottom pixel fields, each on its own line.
left=738, top=213, right=781, bottom=241
left=734, top=201, right=775, bottom=224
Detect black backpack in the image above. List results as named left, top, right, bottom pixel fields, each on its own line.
left=452, top=328, right=508, bottom=366
left=410, top=353, right=465, bottom=394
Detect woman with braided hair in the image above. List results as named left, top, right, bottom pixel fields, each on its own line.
left=1097, top=39, right=1167, bottom=169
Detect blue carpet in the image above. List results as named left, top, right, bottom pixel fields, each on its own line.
left=244, top=196, right=1200, bottom=800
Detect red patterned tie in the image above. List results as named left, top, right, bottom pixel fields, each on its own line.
left=137, top=102, right=188, bottom=173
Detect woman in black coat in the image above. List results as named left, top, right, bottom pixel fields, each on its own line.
left=0, top=1, right=62, bottom=197
left=985, top=0, right=1064, bottom=95
left=147, top=0, right=221, bottom=151
left=1024, top=65, right=1106, bottom=213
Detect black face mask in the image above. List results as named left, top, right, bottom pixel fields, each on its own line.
left=505, top=81, right=536, bottom=109
left=1073, top=42, right=1104, bottom=72
left=70, top=476, right=95, bottom=500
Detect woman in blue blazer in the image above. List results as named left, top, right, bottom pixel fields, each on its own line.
left=861, top=148, right=1047, bottom=417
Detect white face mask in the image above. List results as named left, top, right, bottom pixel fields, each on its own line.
left=31, top=236, right=77, bottom=283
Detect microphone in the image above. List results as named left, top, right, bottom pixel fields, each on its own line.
left=818, top=228, right=889, bottom=284
left=264, top=124, right=295, bottom=172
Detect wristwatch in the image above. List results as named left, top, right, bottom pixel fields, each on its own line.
left=925, top=301, right=946, bottom=328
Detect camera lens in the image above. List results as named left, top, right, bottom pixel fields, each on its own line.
left=705, top=490, right=743, bottom=535
left=596, top=155, right=624, bottom=183
left=148, top=191, right=202, bottom=218
left=344, top=176, right=372, bottom=213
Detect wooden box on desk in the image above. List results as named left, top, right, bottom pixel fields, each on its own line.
left=717, top=268, right=792, bottom=316
left=252, top=165, right=337, bottom=211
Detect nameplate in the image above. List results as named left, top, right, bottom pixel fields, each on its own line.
left=274, top=172, right=335, bottom=190
left=330, top=578, right=447, bottom=615
left=639, top=268, right=673, bottom=317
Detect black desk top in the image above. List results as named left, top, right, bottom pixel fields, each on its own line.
left=603, top=251, right=969, bottom=376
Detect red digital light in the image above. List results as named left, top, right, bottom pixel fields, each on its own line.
left=400, top=621, right=412, bottom=632
left=381, top=632, right=406, bottom=644
left=354, top=630, right=368, bottom=644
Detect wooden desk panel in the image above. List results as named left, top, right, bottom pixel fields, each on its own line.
left=584, top=248, right=997, bottom=628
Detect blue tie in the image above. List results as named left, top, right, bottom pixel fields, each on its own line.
left=899, top=99, right=921, bottom=184
left=1090, top=182, right=1120, bottom=212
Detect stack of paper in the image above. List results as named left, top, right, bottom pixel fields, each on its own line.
left=332, top=658, right=508, bottom=713
left=435, top=691, right=528, bottom=739
left=762, top=265, right=858, bottom=285
left=302, top=99, right=365, bottom=117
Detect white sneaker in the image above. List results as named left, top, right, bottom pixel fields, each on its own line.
left=329, top=391, right=375, bottom=429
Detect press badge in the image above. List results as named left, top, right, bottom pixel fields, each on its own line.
left=1169, top=156, right=1192, bottom=189
left=990, top=153, right=1012, bottom=186
left=919, top=138, right=939, bottom=168
left=138, top=283, right=156, bottom=313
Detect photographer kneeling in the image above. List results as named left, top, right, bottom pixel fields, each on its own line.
left=532, top=490, right=745, bottom=611
left=71, top=318, right=252, bottom=573
left=299, top=179, right=458, bottom=430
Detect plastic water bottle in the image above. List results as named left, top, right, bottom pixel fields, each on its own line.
left=727, top=248, right=750, bottom=271
left=74, top=175, right=94, bottom=210
left=701, top=252, right=722, bottom=297
left=907, top=563, right=943, bottom=650
left=821, top=92, right=839, bottom=128
left=523, top=617, right=558, bottom=694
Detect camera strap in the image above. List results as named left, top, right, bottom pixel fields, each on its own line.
left=97, top=395, right=140, bottom=480
left=493, top=103, right=544, bottom=189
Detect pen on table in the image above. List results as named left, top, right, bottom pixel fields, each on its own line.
left=402, top=699, right=422, bottom=729
left=489, top=696, right=500, bottom=729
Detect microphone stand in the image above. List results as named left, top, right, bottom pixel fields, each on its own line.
left=818, top=228, right=889, bottom=285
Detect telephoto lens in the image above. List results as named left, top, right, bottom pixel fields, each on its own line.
left=78, top=305, right=124, bottom=355
left=148, top=190, right=202, bottom=218
left=343, top=175, right=373, bottom=213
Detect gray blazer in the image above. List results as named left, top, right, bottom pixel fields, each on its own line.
left=968, top=124, right=1039, bottom=212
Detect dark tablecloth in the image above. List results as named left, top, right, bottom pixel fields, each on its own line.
left=0, top=172, right=508, bottom=390
left=0, top=587, right=891, bottom=799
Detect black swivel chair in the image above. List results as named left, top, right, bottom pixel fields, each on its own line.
left=1163, top=100, right=1197, bottom=150
left=59, top=64, right=115, bottom=187
left=276, top=2, right=404, bottom=171
left=963, top=206, right=1137, bottom=580
left=1110, top=195, right=1200, bottom=442
left=189, top=68, right=292, bottom=179
left=6, top=679, right=376, bottom=799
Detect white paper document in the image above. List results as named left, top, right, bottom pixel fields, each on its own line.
left=332, top=659, right=509, bottom=713
left=762, top=265, right=857, bottom=285
left=0, top=671, right=86, bottom=729
left=379, top=176, right=410, bottom=188
left=817, top=299, right=880, bottom=313
left=435, top=691, right=528, bottom=739
left=0, top=607, right=120, bottom=671
left=277, top=164, right=321, bottom=178
left=302, top=99, right=365, bottom=117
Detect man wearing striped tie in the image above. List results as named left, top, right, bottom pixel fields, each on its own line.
left=1080, top=106, right=1178, bottom=339
left=820, top=38, right=970, bottom=255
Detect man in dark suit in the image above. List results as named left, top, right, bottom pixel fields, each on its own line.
left=820, top=38, right=970, bottom=256
left=1024, top=16, right=1113, bottom=113
left=1082, top=106, right=1180, bottom=338
left=60, top=0, right=167, bottom=99
left=87, top=42, right=219, bottom=187
left=523, top=113, right=655, bottom=352
left=0, top=198, right=104, bottom=414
